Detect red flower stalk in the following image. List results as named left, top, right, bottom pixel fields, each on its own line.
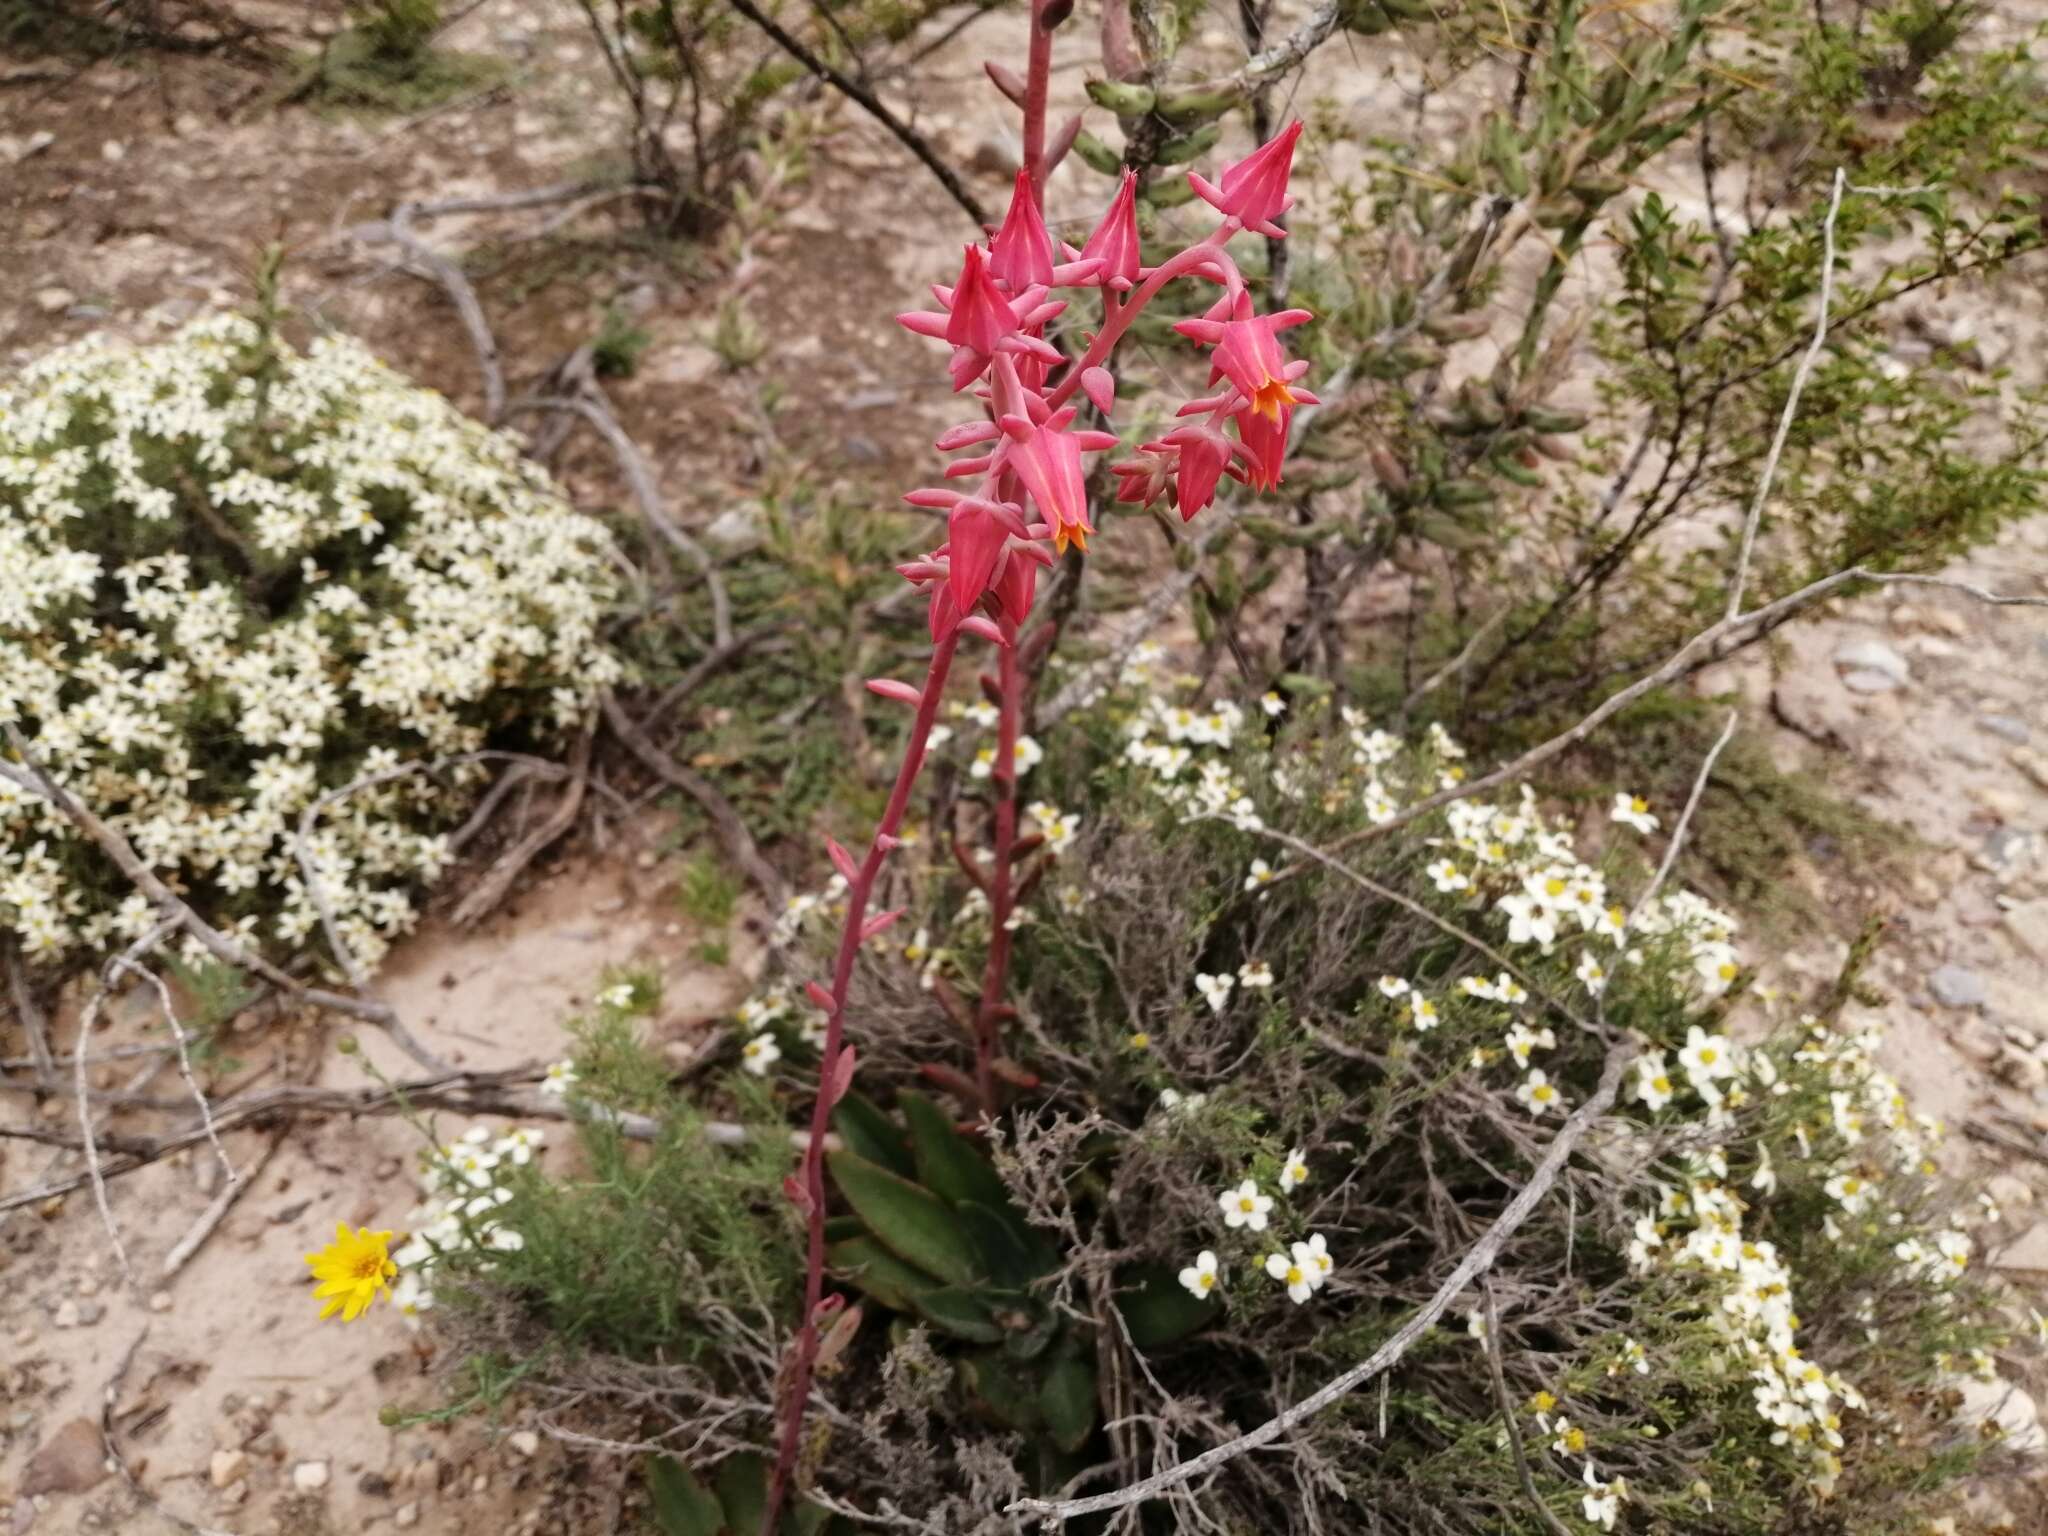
left=762, top=94, right=1318, bottom=1536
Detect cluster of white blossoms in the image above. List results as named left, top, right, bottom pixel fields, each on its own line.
left=0, top=314, right=625, bottom=971
left=391, top=1122, right=543, bottom=1322
left=1189, top=1157, right=1337, bottom=1308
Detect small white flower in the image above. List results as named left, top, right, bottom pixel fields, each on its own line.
left=1633, top=1053, right=1675, bottom=1112
left=740, top=1031, right=782, bottom=1076
left=1243, top=858, right=1277, bottom=893
left=1516, top=1069, right=1564, bottom=1116
left=1581, top=1462, right=1621, bottom=1529
left=1195, top=972, right=1235, bottom=1013
left=1264, top=1249, right=1315, bottom=1304
left=1178, top=1250, right=1221, bottom=1299
left=1219, top=1179, right=1274, bottom=1232
left=1409, top=993, right=1441, bottom=1031
left=1278, top=1147, right=1309, bottom=1192
left=1259, top=690, right=1286, bottom=716
left=539, top=1059, right=578, bottom=1096
left=1678, top=1025, right=1737, bottom=1085
left=1377, top=974, right=1411, bottom=999
left=1574, top=952, right=1607, bottom=994
left=1295, top=1232, right=1333, bottom=1287
left=1158, top=1087, right=1209, bottom=1116
left=597, top=982, right=636, bottom=1010
left=494, top=1127, right=544, bottom=1166
left=1237, top=959, right=1275, bottom=989
left=1424, top=858, right=1470, bottom=894
left=1612, top=791, right=1660, bottom=835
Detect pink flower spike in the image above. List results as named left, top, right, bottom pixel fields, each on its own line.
left=865, top=678, right=923, bottom=705
left=1079, top=170, right=1142, bottom=290
left=903, top=487, right=962, bottom=509
left=958, top=614, right=1009, bottom=646
left=1081, top=366, right=1116, bottom=418
left=989, top=170, right=1056, bottom=291
left=1232, top=401, right=1289, bottom=492
left=805, top=981, right=834, bottom=1011
left=1191, top=119, right=1303, bottom=237
left=1163, top=423, right=1233, bottom=520
left=947, top=499, right=1010, bottom=615
left=826, top=837, right=859, bottom=884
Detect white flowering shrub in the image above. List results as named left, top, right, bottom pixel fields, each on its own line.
left=710, top=655, right=2036, bottom=1534
left=0, top=313, right=626, bottom=973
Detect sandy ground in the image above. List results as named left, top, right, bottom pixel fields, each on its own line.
left=3, top=0, right=2048, bottom=1530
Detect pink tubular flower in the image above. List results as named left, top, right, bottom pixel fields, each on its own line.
left=989, top=170, right=1055, bottom=291
left=944, top=245, right=1017, bottom=358
left=1231, top=402, right=1288, bottom=493
left=1189, top=120, right=1303, bottom=237
left=1000, top=415, right=1115, bottom=554
left=1158, top=422, right=1234, bottom=521
left=1075, top=169, right=1142, bottom=291
left=1176, top=308, right=1317, bottom=424
left=945, top=496, right=1028, bottom=615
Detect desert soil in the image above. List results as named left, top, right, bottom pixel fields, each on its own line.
left=3, top=0, right=2047, bottom=1531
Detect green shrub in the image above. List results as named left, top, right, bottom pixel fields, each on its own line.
left=444, top=670, right=2032, bottom=1532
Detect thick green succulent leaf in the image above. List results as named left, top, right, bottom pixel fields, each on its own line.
left=827, top=1235, right=938, bottom=1312
left=959, top=1350, right=1044, bottom=1432
left=998, top=1297, right=1062, bottom=1362
left=647, top=1455, right=725, bottom=1536
left=712, top=1454, right=769, bottom=1536
left=822, top=1215, right=865, bottom=1243
left=828, top=1151, right=984, bottom=1286
left=954, top=1201, right=1057, bottom=1289
left=1116, top=1263, right=1220, bottom=1349
left=831, top=1091, right=914, bottom=1178
left=1038, top=1356, right=1100, bottom=1453
left=910, top=1284, right=1007, bottom=1343
left=899, top=1091, right=1011, bottom=1210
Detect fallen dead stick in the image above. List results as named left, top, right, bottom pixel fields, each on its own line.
left=1009, top=1040, right=1633, bottom=1521
left=600, top=692, right=787, bottom=906
left=451, top=720, right=595, bottom=926
left=160, top=1128, right=287, bottom=1282
left=0, top=1064, right=816, bottom=1215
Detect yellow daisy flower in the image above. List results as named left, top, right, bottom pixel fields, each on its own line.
left=305, top=1222, right=397, bottom=1322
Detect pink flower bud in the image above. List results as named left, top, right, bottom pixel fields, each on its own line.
left=1081, top=366, right=1116, bottom=418
left=866, top=678, right=923, bottom=705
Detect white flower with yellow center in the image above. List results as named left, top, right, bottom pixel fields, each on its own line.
left=1218, top=1179, right=1273, bottom=1232
left=1178, top=1250, right=1221, bottom=1299
left=1264, top=1249, right=1315, bottom=1304
left=1516, top=1069, right=1563, bottom=1116
left=1278, top=1147, right=1310, bottom=1192
left=740, top=1031, right=782, bottom=1076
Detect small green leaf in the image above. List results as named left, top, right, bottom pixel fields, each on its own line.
left=954, top=1201, right=1057, bottom=1288
left=713, top=1454, right=768, bottom=1536
left=1039, top=1356, right=1099, bottom=1453
left=899, top=1092, right=1012, bottom=1210
left=959, top=1350, right=1044, bottom=1432
left=827, top=1236, right=939, bottom=1312
left=828, top=1151, right=984, bottom=1286
left=1116, top=1263, right=1220, bottom=1349
left=647, top=1455, right=725, bottom=1536
left=910, top=1284, right=1007, bottom=1343
left=831, top=1092, right=913, bottom=1177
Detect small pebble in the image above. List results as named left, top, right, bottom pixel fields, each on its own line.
left=312, top=1386, right=340, bottom=1412
left=52, top=1301, right=80, bottom=1329
left=148, top=1291, right=172, bottom=1313
left=1981, top=715, right=2031, bottom=745
left=395, top=1504, right=420, bottom=1529
left=209, top=1449, right=248, bottom=1489
left=1930, top=965, right=1988, bottom=1010
left=508, top=1430, right=540, bottom=1458
left=471, top=1474, right=489, bottom=1494
left=292, top=1461, right=330, bottom=1493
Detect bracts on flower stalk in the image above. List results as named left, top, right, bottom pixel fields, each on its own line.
left=759, top=1, right=1313, bottom=1524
